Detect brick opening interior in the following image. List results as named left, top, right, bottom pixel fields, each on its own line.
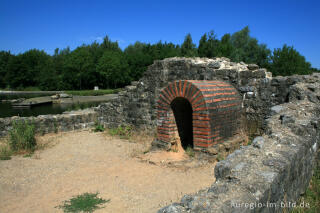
left=170, top=97, right=193, bottom=149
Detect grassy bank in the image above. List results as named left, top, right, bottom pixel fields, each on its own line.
left=0, top=88, right=121, bottom=100
left=65, top=88, right=121, bottom=96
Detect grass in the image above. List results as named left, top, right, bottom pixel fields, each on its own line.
left=106, top=127, right=154, bottom=157
left=93, top=122, right=105, bottom=132
left=108, top=125, right=133, bottom=140
left=65, top=89, right=121, bottom=96
left=9, top=120, right=36, bottom=152
left=56, top=192, right=110, bottom=213
left=291, top=166, right=320, bottom=212
left=23, top=152, right=34, bottom=158
left=0, top=145, right=12, bottom=160
left=0, top=119, right=37, bottom=160
left=217, top=153, right=225, bottom=162
left=185, top=146, right=195, bottom=157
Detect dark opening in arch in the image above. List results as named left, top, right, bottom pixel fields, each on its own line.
left=170, top=97, right=193, bottom=149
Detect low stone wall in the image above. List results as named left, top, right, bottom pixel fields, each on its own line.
left=0, top=109, right=98, bottom=137
left=159, top=95, right=320, bottom=212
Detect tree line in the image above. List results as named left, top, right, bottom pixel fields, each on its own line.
left=0, top=26, right=318, bottom=91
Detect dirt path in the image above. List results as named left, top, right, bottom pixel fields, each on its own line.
left=0, top=130, right=215, bottom=213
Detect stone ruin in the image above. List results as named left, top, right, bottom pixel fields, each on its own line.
left=96, top=57, right=274, bottom=155
left=95, top=57, right=320, bottom=212
left=1, top=57, right=320, bottom=212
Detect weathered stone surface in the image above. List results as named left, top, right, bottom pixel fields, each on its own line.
left=252, top=136, right=265, bottom=149
left=159, top=99, right=320, bottom=212
left=280, top=114, right=295, bottom=125
left=0, top=109, right=98, bottom=136
left=96, top=57, right=274, bottom=134
left=59, top=93, right=72, bottom=98
left=247, top=64, right=259, bottom=70
left=270, top=105, right=284, bottom=115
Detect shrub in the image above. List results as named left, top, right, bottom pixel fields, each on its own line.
left=56, top=192, right=110, bottom=213
left=9, top=120, right=36, bottom=152
left=108, top=125, right=132, bottom=139
left=93, top=122, right=105, bottom=132
left=0, top=146, right=12, bottom=160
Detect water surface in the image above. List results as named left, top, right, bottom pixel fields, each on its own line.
left=0, top=102, right=100, bottom=118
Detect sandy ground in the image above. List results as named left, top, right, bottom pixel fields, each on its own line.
left=0, top=130, right=215, bottom=213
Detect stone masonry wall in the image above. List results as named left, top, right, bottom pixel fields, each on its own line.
left=95, top=57, right=273, bottom=130
left=0, top=109, right=98, bottom=137
left=93, top=57, right=320, bottom=212
left=158, top=75, right=320, bottom=212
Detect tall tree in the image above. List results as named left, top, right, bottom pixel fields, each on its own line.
left=198, top=33, right=208, bottom=57
left=0, top=51, right=13, bottom=88
left=181, top=33, right=197, bottom=57
left=217, top=33, right=233, bottom=58
left=124, top=42, right=153, bottom=80
left=205, top=31, right=220, bottom=58
left=230, top=26, right=271, bottom=67
left=269, top=44, right=312, bottom=76
left=62, top=46, right=95, bottom=90
left=6, top=49, right=53, bottom=89
left=97, top=51, right=130, bottom=88
left=101, top=35, right=121, bottom=52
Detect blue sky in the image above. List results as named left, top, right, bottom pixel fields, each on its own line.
left=1, top=0, right=319, bottom=68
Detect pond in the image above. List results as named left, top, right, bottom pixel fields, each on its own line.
left=0, top=102, right=101, bottom=118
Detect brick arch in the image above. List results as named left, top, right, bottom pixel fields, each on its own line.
left=156, top=80, right=242, bottom=150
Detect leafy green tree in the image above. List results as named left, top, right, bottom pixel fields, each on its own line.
left=269, top=44, right=312, bottom=76
left=2, top=30, right=316, bottom=90
left=62, top=46, right=96, bottom=90
left=6, top=49, right=54, bottom=89
left=181, top=33, right=197, bottom=57
left=124, top=41, right=181, bottom=80
left=311, top=67, right=320, bottom=73
left=198, top=31, right=220, bottom=58
left=124, top=42, right=154, bottom=80
left=230, top=26, right=271, bottom=67
left=101, top=35, right=121, bottom=52
left=35, top=57, right=59, bottom=91
left=0, top=51, right=12, bottom=88
left=198, top=33, right=208, bottom=57
left=52, top=47, right=71, bottom=90
left=97, top=51, right=130, bottom=88
left=217, top=33, right=233, bottom=58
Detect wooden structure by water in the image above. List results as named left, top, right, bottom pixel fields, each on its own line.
left=12, top=96, right=52, bottom=108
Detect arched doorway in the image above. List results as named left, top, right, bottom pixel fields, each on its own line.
left=170, top=97, right=193, bottom=149
left=156, top=80, right=242, bottom=151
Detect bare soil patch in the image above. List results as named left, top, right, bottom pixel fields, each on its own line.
left=0, top=130, right=215, bottom=213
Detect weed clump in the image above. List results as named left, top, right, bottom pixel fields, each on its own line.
left=8, top=120, right=36, bottom=152
left=0, top=146, right=12, bottom=160
left=185, top=146, right=195, bottom=157
left=93, top=122, right=105, bottom=132
left=109, top=125, right=132, bottom=139
left=56, top=192, right=110, bottom=213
